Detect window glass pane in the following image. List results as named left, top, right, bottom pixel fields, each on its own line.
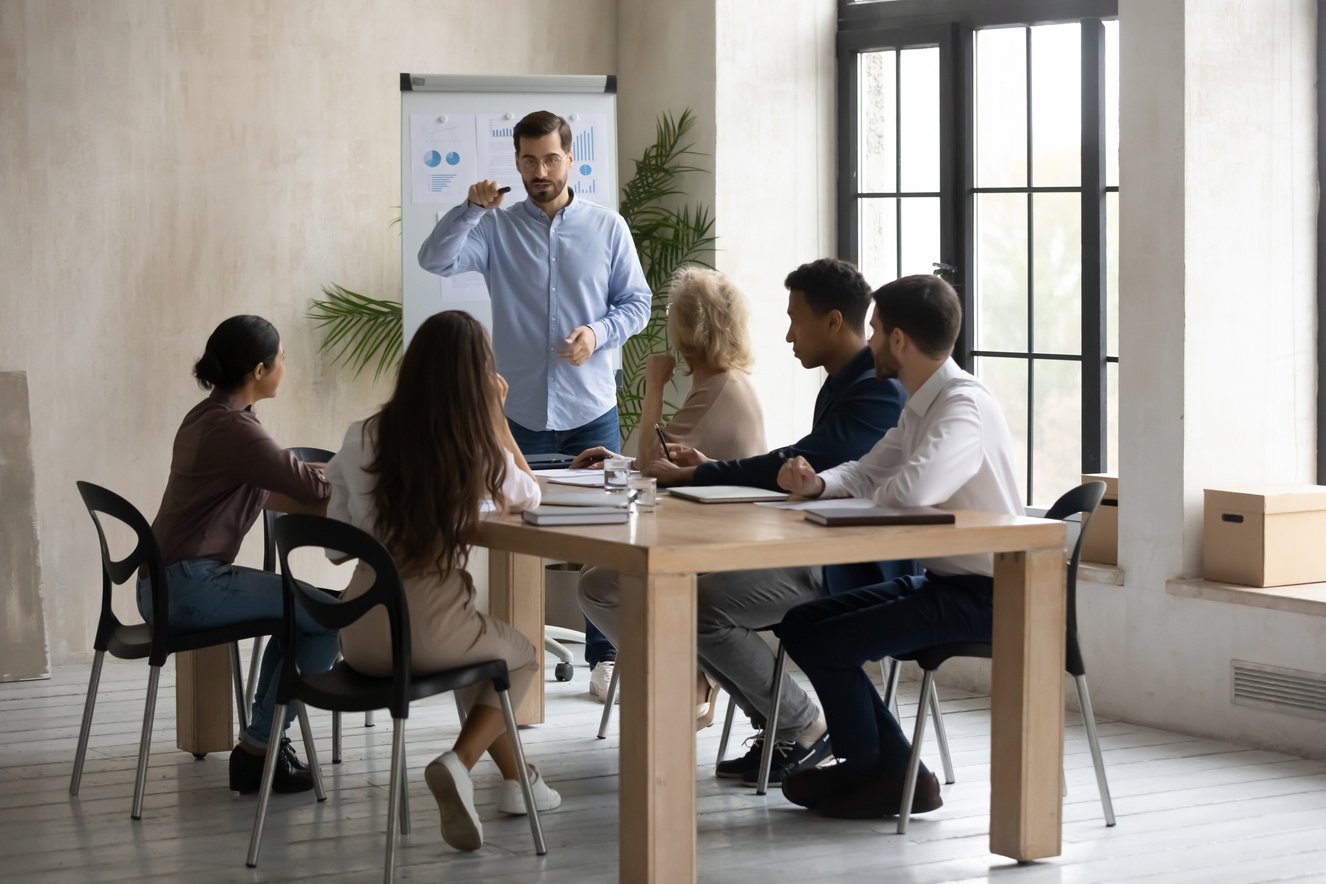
left=1104, top=19, right=1119, bottom=188
left=1107, top=361, right=1119, bottom=474
left=1106, top=190, right=1118, bottom=357
left=976, top=193, right=1028, bottom=352
left=975, top=356, right=1029, bottom=502
left=899, top=46, right=940, bottom=193
left=859, top=50, right=897, bottom=194
left=976, top=27, right=1027, bottom=188
left=1032, top=359, right=1082, bottom=508
left=1032, top=192, right=1082, bottom=355
left=859, top=197, right=898, bottom=289
left=899, top=197, right=941, bottom=278
left=1030, top=23, right=1081, bottom=187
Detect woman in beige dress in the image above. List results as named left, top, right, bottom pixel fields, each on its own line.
left=326, top=311, right=558, bottom=853
left=573, top=266, right=767, bottom=724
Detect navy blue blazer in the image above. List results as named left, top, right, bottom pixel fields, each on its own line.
left=691, top=346, right=913, bottom=593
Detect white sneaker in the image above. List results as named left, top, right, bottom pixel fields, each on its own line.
left=497, top=766, right=562, bottom=815
left=425, top=751, right=482, bottom=851
left=588, top=660, right=619, bottom=704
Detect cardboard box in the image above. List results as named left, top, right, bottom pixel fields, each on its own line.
left=1080, top=473, right=1118, bottom=565
left=1204, top=485, right=1326, bottom=587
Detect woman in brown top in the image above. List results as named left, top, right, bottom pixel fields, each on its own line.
left=141, top=315, right=336, bottom=795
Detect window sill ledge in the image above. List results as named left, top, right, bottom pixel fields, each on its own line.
left=1080, top=562, right=1125, bottom=585
left=1166, top=577, right=1326, bottom=618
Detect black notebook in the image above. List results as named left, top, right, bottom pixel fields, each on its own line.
left=802, top=505, right=955, bottom=527
left=522, top=506, right=629, bottom=526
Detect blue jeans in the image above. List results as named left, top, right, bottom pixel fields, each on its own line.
left=508, top=406, right=620, bottom=667
left=137, top=559, right=339, bottom=749
left=777, top=572, right=994, bottom=777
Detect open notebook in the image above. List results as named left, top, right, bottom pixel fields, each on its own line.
left=667, top=485, right=789, bottom=504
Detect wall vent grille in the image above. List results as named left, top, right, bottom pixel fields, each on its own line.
left=1231, top=660, right=1326, bottom=721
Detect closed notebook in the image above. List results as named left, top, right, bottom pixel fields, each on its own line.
left=668, top=485, right=789, bottom=504
left=802, top=505, right=956, bottom=526
left=522, top=506, right=629, bottom=526
left=541, top=490, right=630, bottom=508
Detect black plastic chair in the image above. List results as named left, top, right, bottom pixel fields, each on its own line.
left=888, top=481, right=1115, bottom=833
left=246, top=514, right=547, bottom=882
left=69, top=480, right=311, bottom=819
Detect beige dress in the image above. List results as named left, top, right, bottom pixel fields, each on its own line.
left=326, top=419, right=540, bottom=711
left=660, top=371, right=767, bottom=461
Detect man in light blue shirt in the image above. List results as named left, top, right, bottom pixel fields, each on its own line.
left=418, top=110, right=651, bottom=696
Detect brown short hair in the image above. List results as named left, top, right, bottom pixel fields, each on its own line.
left=513, top=110, right=572, bottom=153
left=872, top=274, right=962, bottom=359
left=667, top=266, right=754, bottom=374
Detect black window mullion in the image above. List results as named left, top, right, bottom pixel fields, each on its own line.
left=1025, top=25, right=1036, bottom=505
left=1081, top=19, right=1107, bottom=473
left=955, top=24, right=976, bottom=371
left=895, top=49, right=904, bottom=279
left=837, top=31, right=860, bottom=266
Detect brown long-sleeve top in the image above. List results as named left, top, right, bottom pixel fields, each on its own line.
left=152, top=390, right=330, bottom=566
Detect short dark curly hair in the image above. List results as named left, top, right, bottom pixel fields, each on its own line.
left=783, top=258, right=872, bottom=330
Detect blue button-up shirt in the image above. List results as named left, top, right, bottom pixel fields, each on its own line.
left=418, top=193, right=651, bottom=431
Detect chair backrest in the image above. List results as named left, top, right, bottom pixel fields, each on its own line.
left=261, top=446, right=336, bottom=572
left=272, top=513, right=415, bottom=718
left=1045, top=480, right=1106, bottom=673
left=75, top=481, right=169, bottom=656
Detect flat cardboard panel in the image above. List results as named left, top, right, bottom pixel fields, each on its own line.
left=1206, top=484, right=1326, bottom=515
left=1080, top=473, right=1118, bottom=565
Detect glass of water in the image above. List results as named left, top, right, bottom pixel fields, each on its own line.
left=603, top=456, right=632, bottom=493
left=628, top=475, right=658, bottom=511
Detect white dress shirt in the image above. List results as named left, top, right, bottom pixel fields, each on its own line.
left=326, top=418, right=541, bottom=543
left=817, top=358, right=1024, bottom=577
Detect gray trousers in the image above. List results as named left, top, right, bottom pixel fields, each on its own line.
left=577, top=565, right=826, bottom=741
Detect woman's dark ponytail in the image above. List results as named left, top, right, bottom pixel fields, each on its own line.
left=193, top=315, right=280, bottom=392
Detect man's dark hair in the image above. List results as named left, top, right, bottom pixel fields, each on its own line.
left=513, top=110, right=572, bottom=153
left=872, top=274, right=962, bottom=359
left=783, top=258, right=872, bottom=329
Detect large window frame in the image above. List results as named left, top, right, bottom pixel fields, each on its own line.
left=838, top=0, right=1118, bottom=505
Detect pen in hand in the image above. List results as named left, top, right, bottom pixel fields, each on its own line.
left=654, top=424, right=675, bottom=464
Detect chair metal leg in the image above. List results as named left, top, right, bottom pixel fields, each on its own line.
left=245, top=636, right=264, bottom=712
left=454, top=693, right=467, bottom=726
left=296, top=702, right=326, bottom=802
left=383, top=719, right=406, bottom=884
left=70, top=650, right=105, bottom=797
left=716, top=694, right=737, bottom=763
left=596, top=660, right=621, bottom=739
left=131, top=665, right=162, bottom=820
left=927, top=681, right=955, bottom=785
left=897, top=671, right=934, bottom=835
left=755, top=641, right=788, bottom=796
left=398, top=743, right=411, bottom=835
left=1075, top=674, right=1116, bottom=826
left=332, top=711, right=343, bottom=764
left=365, top=710, right=375, bottom=727
left=247, top=703, right=289, bottom=867
left=499, top=690, right=547, bottom=855
left=230, top=642, right=249, bottom=734
left=881, top=658, right=901, bottom=721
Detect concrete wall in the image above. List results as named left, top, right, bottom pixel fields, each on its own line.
left=0, top=0, right=617, bottom=663
left=0, top=373, right=50, bottom=681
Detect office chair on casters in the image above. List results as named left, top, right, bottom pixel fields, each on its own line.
left=247, top=514, right=547, bottom=883
left=69, top=481, right=313, bottom=819
left=890, top=481, right=1116, bottom=834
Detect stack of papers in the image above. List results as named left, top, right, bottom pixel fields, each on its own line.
left=532, top=468, right=613, bottom=488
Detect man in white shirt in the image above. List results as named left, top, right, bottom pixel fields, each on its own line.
left=774, top=273, right=1024, bottom=819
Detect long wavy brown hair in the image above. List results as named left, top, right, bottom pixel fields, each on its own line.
left=365, top=311, right=507, bottom=577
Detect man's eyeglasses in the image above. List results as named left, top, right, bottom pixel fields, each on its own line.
left=518, top=153, right=568, bottom=173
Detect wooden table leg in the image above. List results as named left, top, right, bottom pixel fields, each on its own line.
left=176, top=646, right=234, bottom=755
left=989, top=547, right=1066, bottom=861
left=618, top=572, right=697, bottom=884
left=489, top=550, right=545, bottom=726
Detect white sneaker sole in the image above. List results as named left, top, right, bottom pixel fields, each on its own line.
left=425, top=757, right=482, bottom=851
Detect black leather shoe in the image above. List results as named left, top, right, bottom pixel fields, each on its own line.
left=229, top=740, right=315, bottom=794
left=817, top=769, right=943, bottom=819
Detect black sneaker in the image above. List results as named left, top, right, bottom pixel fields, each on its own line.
left=740, top=732, right=833, bottom=786
left=716, top=732, right=767, bottom=780
left=229, top=739, right=315, bottom=794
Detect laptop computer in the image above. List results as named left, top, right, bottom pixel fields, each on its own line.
left=667, top=485, right=790, bottom=504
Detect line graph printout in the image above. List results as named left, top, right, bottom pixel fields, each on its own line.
left=409, top=114, right=476, bottom=204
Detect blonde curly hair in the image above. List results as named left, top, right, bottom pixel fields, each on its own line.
left=666, top=266, right=755, bottom=374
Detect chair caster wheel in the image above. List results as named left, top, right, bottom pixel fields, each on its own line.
left=555, top=662, right=574, bottom=682
left=192, top=753, right=206, bottom=760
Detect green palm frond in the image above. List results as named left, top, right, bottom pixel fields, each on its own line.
left=307, top=284, right=403, bottom=381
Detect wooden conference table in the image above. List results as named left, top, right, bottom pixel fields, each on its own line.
left=478, top=496, right=1068, bottom=884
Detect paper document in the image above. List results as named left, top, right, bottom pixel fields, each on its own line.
left=756, top=497, right=881, bottom=511
left=410, top=114, right=477, bottom=204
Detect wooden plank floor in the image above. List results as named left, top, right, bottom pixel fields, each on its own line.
left=3, top=647, right=1326, bottom=883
